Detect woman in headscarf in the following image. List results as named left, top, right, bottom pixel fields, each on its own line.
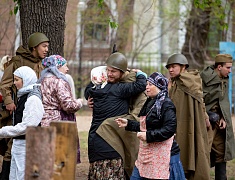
left=115, top=72, right=185, bottom=180
left=0, top=55, right=11, bottom=81
left=0, top=66, right=44, bottom=180
left=38, top=55, right=83, bottom=163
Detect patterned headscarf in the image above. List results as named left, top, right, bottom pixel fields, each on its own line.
left=38, top=55, right=68, bottom=83
left=147, top=72, right=169, bottom=119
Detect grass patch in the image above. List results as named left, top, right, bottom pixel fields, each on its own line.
left=210, top=159, right=235, bottom=179
left=79, top=131, right=88, bottom=149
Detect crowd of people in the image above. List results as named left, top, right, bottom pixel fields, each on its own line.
left=0, top=31, right=234, bottom=180
left=0, top=32, right=82, bottom=180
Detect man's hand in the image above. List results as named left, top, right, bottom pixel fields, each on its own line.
left=6, top=103, right=16, bottom=113
left=217, top=118, right=226, bottom=129
left=87, top=97, right=93, bottom=109
left=131, top=69, right=141, bottom=73
left=115, top=118, right=128, bottom=127
left=137, top=132, right=146, bottom=141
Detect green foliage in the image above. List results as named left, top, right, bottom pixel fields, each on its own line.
left=97, top=0, right=118, bottom=29
left=108, top=18, right=118, bottom=29
left=194, top=0, right=228, bottom=30
left=10, top=0, right=20, bottom=15
left=98, top=0, right=104, bottom=8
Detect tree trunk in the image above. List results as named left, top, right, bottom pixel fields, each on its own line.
left=25, top=127, right=56, bottom=180
left=116, top=0, right=135, bottom=53
left=50, top=121, right=78, bottom=180
left=19, top=0, right=68, bottom=56
left=181, top=2, right=211, bottom=70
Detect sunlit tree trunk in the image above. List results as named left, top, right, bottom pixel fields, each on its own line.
left=19, top=0, right=68, bottom=55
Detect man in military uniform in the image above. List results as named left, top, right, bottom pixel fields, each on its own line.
left=0, top=32, right=49, bottom=179
left=165, top=53, right=210, bottom=180
left=85, top=52, right=147, bottom=179
left=200, top=54, right=235, bottom=180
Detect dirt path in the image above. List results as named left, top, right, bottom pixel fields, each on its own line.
left=76, top=115, right=92, bottom=132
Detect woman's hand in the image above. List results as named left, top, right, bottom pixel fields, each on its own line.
left=115, top=118, right=128, bottom=127
left=137, top=132, right=146, bottom=141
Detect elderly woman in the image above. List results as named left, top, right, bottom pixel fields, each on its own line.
left=38, top=55, right=83, bottom=126
left=116, top=72, right=185, bottom=180
left=38, top=55, right=83, bottom=163
left=0, top=66, right=44, bottom=180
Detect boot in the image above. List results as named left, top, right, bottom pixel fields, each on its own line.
left=215, top=162, right=227, bottom=180
left=0, top=160, right=10, bottom=180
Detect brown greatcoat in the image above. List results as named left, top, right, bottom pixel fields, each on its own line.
left=96, top=70, right=147, bottom=177
left=0, top=45, right=43, bottom=105
left=169, top=70, right=210, bottom=180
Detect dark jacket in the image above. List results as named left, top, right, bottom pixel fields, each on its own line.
left=84, top=74, right=146, bottom=162
left=126, top=97, right=180, bottom=156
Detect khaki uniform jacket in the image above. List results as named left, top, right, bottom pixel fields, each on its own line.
left=169, top=70, right=210, bottom=180
left=96, top=70, right=147, bottom=177
left=0, top=46, right=43, bottom=105
left=200, top=66, right=235, bottom=162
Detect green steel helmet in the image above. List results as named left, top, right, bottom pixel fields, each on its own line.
left=28, top=32, right=49, bottom=49
left=106, top=52, right=127, bottom=72
left=166, top=53, right=189, bottom=68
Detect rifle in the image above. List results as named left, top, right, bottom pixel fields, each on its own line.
left=112, top=44, right=117, bottom=54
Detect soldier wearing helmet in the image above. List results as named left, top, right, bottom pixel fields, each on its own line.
left=85, top=52, right=147, bottom=179
left=165, top=53, right=189, bottom=78
left=165, top=53, right=210, bottom=179
left=0, top=32, right=49, bottom=179
left=105, top=52, right=127, bottom=83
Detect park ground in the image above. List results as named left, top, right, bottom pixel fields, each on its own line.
left=75, top=108, right=235, bottom=180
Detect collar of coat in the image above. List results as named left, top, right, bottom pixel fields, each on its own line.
left=171, top=69, right=203, bottom=103
left=200, top=65, right=228, bottom=86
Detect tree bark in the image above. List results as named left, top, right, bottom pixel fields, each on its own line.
left=181, top=2, right=211, bottom=70
left=50, top=121, right=78, bottom=180
left=19, top=0, right=68, bottom=56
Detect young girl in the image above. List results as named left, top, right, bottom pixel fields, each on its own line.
left=116, top=72, right=185, bottom=180
left=0, top=66, right=44, bottom=180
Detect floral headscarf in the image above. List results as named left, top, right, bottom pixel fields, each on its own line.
left=147, top=72, right=169, bottom=119
left=91, top=66, right=107, bottom=89
left=42, top=55, right=67, bottom=68
left=38, top=55, right=68, bottom=83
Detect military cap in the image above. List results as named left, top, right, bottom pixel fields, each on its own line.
left=215, top=54, right=233, bottom=63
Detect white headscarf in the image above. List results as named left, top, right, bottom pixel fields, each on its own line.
left=13, top=66, right=38, bottom=97
left=91, top=66, right=107, bottom=89
left=0, top=55, right=11, bottom=71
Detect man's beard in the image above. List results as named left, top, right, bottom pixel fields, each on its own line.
left=107, top=76, right=122, bottom=83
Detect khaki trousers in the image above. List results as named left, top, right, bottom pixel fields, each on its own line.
left=208, top=124, right=226, bottom=163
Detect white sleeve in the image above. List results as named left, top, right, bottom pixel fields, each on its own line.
left=0, top=95, right=44, bottom=138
